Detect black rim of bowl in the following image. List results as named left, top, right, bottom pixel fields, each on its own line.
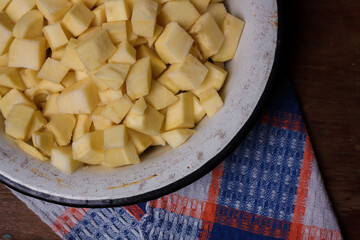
left=0, top=0, right=286, bottom=208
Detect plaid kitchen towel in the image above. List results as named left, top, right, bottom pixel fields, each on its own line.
left=12, top=78, right=343, bottom=240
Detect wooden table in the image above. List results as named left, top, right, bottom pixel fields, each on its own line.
left=1, top=1, right=359, bottom=239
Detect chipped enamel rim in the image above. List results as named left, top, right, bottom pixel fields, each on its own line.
left=0, top=0, right=284, bottom=207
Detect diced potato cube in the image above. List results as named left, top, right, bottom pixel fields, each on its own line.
left=0, top=86, right=10, bottom=96
left=0, top=13, right=13, bottom=55
left=70, top=0, right=97, bottom=9
left=0, top=68, right=25, bottom=90
left=43, top=22, right=68, bottom=50
left=145, top=80, right=177, bottom=110
left=0, top=53, right=8, bottom=67
left=26, top=110, right=47, bottom=140
left=131, top=0, right=158, bottom=37
left=15, top=139, right=48, bottom=161
left=168, top=54, right=208, bottom=91
left=109, top=41, right=136, bottom=65
left=13, top=10, right=43, bottom=39
left=91, top=5, right=106, bottom=26
left=132, top=97, right=147, bottom=114
left=161, top=128, right=195, bottom=148
left=0, top=0, right=11, bottom=11
left=0, top=89, right=36, bottom=118
left=189, top=42, right=206, bottom=63
left=206, top=3, right=226, bottom=27
left=72, top=130, right=104, bottom=164
left=36, top=0, right=72, bottom=22
left=95, top=63, right=130, bottom=90
left=189, top=12, right=224, bottom=58
left=101, top=95, right=133, bottom=124
left=158, top=0, right=200, bottom=30
left=127, top=128, right=153, bottom=154
left=35, top=79, right=65, bottom=94
left=46, top=113, right=76, bottom=146
left=19, top=69, right=40, bottom=89
left=73, top=114, right=92, bottom=141
left=137, top=45, right=166, bottom=78
left=192, top=61, right=227, bottom=96
left=61, top=71, right=77, bottom=88
left=61, top=38, right=87, bottom=71
left=165, top=92, right=194, bottom=131
left=212, top=13, right=245, bottom=61
left=102, top=21, right=127, bottom=44
left=190, top=0, right=210, bottom=14
left=62, top=2, right=94, bottom=37
left=92, top=106, right=112, bottom=130
left=193, top=95, right=205, bottom=123
left=42, top=93, right=58, bottom=118
left=5, top=0, right=36, bottom=23
left=213, top=61, right=225, bottom=69
left=104, top=0, right=130, bottom=22
left=51, top=146, right=83, bottom=174
left=75, top=29, right=117, bottom=71
left=150, top=134, right=166, bottom=146
left=87, top=70, right=108, bottom=91
left=74, top=71, right=88, bottom=81
left=103, top=124, right=127, bottom=149
left=57, top=78, right=100, bottom=114
left=145, top=24, right=163, bottom=47
left=37, top=58, right=70, bottom=83
left=155, top=22, right=194, bottom=64
left=199, top=87, right=223, bottom=117
left=32, top=131, right=54, bottom=156
left=98, top=88, right=123, bottom=105
left=77, top=26, right=102, bottom=41
left=124, top=105, right=164, bottom=136
left=126, top=56, right=151, bottom=100
left=126, top=20, right=138, bottom=45
left=8, top=38, right=47, bottom=71
left=157, top=68, right=180, bottom=94
left=104, top=141, right=139, bottom=168
left=5, top=104, right=35, bottom=139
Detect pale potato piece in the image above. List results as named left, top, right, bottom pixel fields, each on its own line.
left=104, top=0, right=130, bottom=22
left=199, top=87, right=223, bottom=117
left=25, top=110, right=47, bottom=141
left=206, top=3, right=226, bottom=27
left=92, top=106, right=113, bottom=130
left=19, top=69, right=40, bottom=89
left=0, top=0, right=11, bottom=11
left=102, top=21, right=127, bottom=44
left=190, top=0, right=210, bottom=14
left=36, top=0, right=72, bottom=22
left=13, top=10, right=43, bottom=39
left=5, top=0, right=36, bottom=23
left=101, top=95, right=133, bottom=124
left=32, top=131, right=54, bottom=156
left=15, top=139, right=48, bottom=161
left=126, top=56, right=152, bottom=100
left=104, top=141, right=139, bottom=168
left=145, top=80, right=177, bottom=110
left=73, top=114, right=92, bottom=141
left=104, top=124, right=127, bottom=149
left=193, top=95, right=205, bottom=123
left=165, top=92, right=194, bottom=131
left=95, top=63, right=130, bottom=90
left=51, top=146, right=83, bottom=174
left=98, top=88, right=123, bottom=105
left=72, top=130, right=104, bottom=165
left=145, top=24, right=163, bottom=48
left=131, top=0, right=158, bottom=37
left=46, top=113, right=76, bottom=146
left=109, top=41, right=136, bottom=65
left=132, top=97, right=147, bottom=114
left=161, top=128, right=195, bottom=148
left=37, top=58, right=70, bottom=83
left=70, top=0, right=97, bottom=9
left=61, top=38, right=87, bottom=72
left=0, top=68, right=25, bottom=90
left=0, top=13, right=13, bottom=56
left=137, top=45, right=166, bottom=78
left=62, top=2, right=94, bottom=37
left=0, top=53, right=8, bottom=67
left=157, top=68, right=181, bottom=94
left=5, top=104, right=35, bottom=139
left=91, top=4, right=106, bottom=26
left=0, top=89, right=36, bottom=118
left=43, top=22, right=68, bottom=50
left=127, top=128, right=153, bottom=154
left=42, top=93, right=58, bottom=118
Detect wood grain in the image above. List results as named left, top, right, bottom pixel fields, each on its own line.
left=0, top=0, right=359, bottom=239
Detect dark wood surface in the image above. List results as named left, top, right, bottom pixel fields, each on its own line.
left=1, top=1, right=359, bottom=239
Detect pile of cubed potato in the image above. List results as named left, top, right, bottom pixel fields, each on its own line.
left=0, top=0, right=244, bottom=174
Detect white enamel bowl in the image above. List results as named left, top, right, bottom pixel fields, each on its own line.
left=0, top=0, right=280, bottom=206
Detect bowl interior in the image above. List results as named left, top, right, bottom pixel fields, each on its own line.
left=0, top=0, right=278, bottom=204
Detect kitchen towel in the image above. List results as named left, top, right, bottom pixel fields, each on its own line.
left=11, top=78, right=343, bottom=240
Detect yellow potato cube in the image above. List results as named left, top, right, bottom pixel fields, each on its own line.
left=51, top=47, right=65, bottom=61
left=42, top=93, right=58, bottom=118
left=104, top=0, right=130, bottom=22
left=43, top=22, right=68, bottom=50
left=0, top=89, right=36, bottom=118
left=74, top=71, right=88, bottom=81
left=206, top=3, right=226, bottom=27
left=61, top=39, right=87, bottom=71
left=192, top=61, right=227, bottom=96
left=37, top=58, right=70, bottom=83
left=104, top=124, right=127, bottom=149
left=0, top=0, right=11, bottom=11
left=0, top=13, right=14, bottom=56
left=212, top=13, right=245, bottom=61
left=102, top=21, right=127, bottom=44
left=57, top=78, right=100, bottom=114
left=5, top=104, right=35, bottom=139
left=101, top=95, right=133, bottom=124
left=13, top=10, right=43, bottom=39
left=155, top=22, right=194, bottom=64
left=72, top=130, right=104, bottom=164
left=61, top=71, right=77, bottom=88
left=104, top=141, right=139, bottom=168
left=19, top=69, right=40, bottom=89
left=150, top=134, right=166, bottom=146
left=91, top=5, right=106, bottom=26
left=70, top=0, right=97, bottom=9
left=167, top=54, right=208, bottom=91
left=92, top=106, right=112, bottom=130
left=32, top=131, right=54, bottom=156
left=77, top=26, right=102, bottom=41
left=95, top=63, right=130, bottom=90
left=46, top=113, right=76, bottom=146
left=0, top=53, right=8, bottom=67
left=145, top=80, right=177, bottom=110
left=126, top=20, right=138, bottom=45
left=15, top=139, right=48, bottom=161
left=189, top=13, right=224, bottom=58
left=35, top=79, right=65, bottom=94
left=165, top=92, right=194, bottom=131
left=127, top=128, right=153, bottom=154
left=0, top=86, right=10, bottom=96
left=145, top=24, right=163, bottom=47
left=73, top=114, right=92, bottom=141
left=157, top=68, right=181, bottom=94
left=199, top=87, right=223, bottom=117
left=51, top=146, right=83, bottom=174
left=193, top=94, right=205, bottom=123
left=35, top=0, right=72, bottom=22
left=5, top=0, right=36, bottom=23
left=98, top=88, right=123, bottom=105
left=213, top=61, right=225, bottom=69
left=161, top=128, right=195, bottom=148
left=137, top=45, right=166, bottom=78
left=75, top=29, right=117, bottom=71
left=126, top=56, right=151, bottom=100
left=0, top=68, right=25, bottom=90
left=158, top=0, right=200, bottom=31
left=131, top=0, right=158, bottom=37
left=8, top=38, right=47, bottom=71
left=132, top=97, right=147, bottom=114
left=26, top=110, right=47, bottom=140
left=124, top=105, right=164, bottom=136
left=87, top=70, right=108, bottom=91
left=109, top=41, right=136, bottom=65
left=190, top=0, right=210, bottom=14
left=62, top=2, right=94, bottom=37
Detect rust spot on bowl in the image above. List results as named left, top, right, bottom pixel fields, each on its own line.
left=106, top=174, right=157, bottom=190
